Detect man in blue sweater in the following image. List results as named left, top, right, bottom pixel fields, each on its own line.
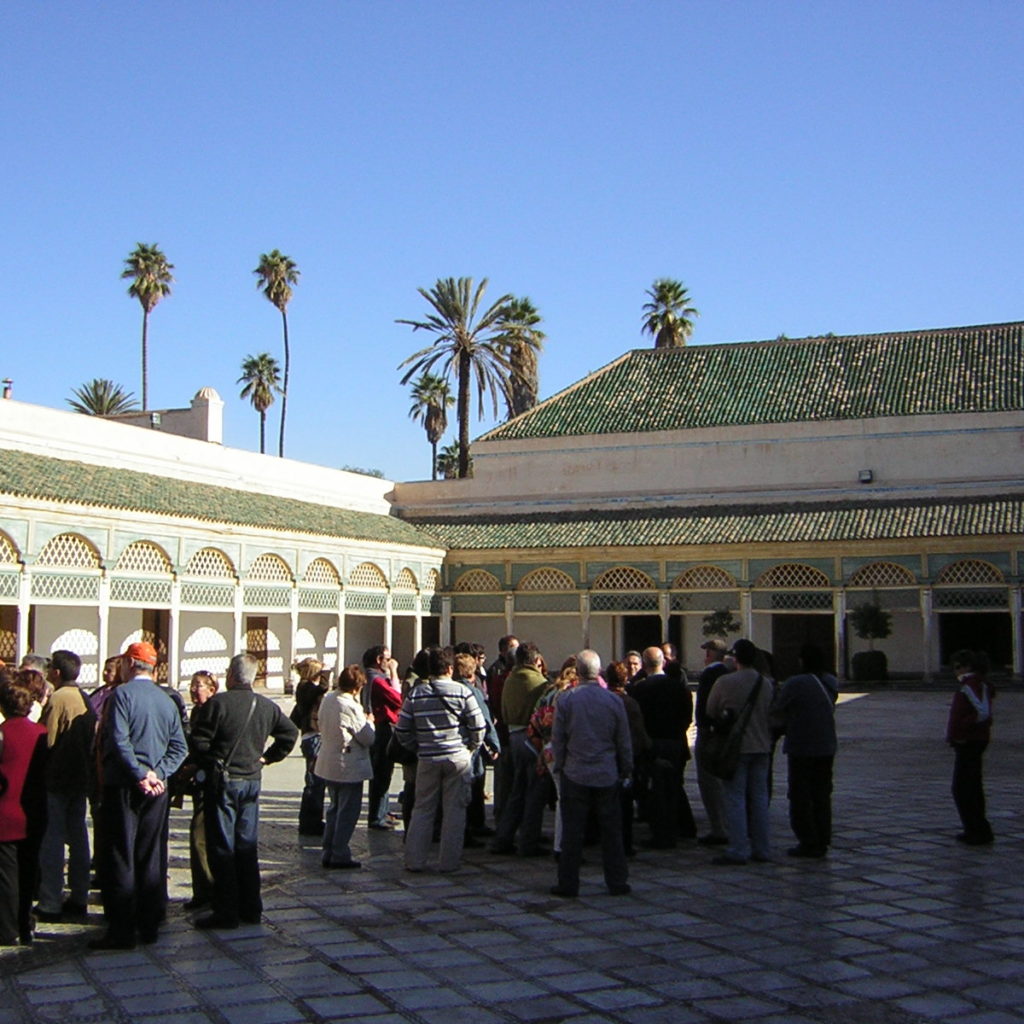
left=90, top=642, right=187, bottom=950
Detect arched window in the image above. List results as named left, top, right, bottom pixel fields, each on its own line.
left=518, top=568, right=575, bottom=591
left=592, top=566, right=655, bottom=591
left=115, top=541, right=173, bottom=574
left=184, top=547, right=235, bottom=578
left=453, top=569, right=502, bottom=592
left=247, top=553, right=294, bottom=583
left=36, top=533, right=100, bottom=569
left=936, top=560, right=1004, bottom=585
left=847, top=561, right=916, bottom=587
left=304, top=558, right=341, bottom=586
left=755, top=563, right=830, bottom=588
left=348, top=562, right=388, bottom=589
left=393, top=568, right=418, bottom=591
left=672, top=565, right=737, bottom=589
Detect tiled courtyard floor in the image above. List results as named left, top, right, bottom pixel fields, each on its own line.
left=1, top=690, right=1021, bottom=1024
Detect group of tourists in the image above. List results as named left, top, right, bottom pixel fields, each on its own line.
left=0, top=632, right=996, bottom=948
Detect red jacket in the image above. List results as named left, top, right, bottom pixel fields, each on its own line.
left=945, top=673, right=994, bottom=745
left=0, top=716, right=48, bottom=842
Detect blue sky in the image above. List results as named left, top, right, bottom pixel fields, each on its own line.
left=2, top=1, right=1021, bottom=481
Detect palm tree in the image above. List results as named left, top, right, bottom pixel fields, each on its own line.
left=435, top=440, right=465, bottom=480
left=237, top=353, right=283, bottom=454
left=408, top=373, right=454, bottom=480
left=397, top=277, right=513, bottom=479
left=253, top=250, right=300, bottom=457
left=496, top=297, right=545, bottom=418
left=122, top=243, right=174, bottom=409
left=642, top=278, right=699, bottom=348
left=66, top=379, right=139, bottom=415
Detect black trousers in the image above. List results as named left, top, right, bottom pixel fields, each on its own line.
left=952, top=741, right=992, bottom=841
left=98, top=785, right=170, bottom=942
left=787, top=754, right=834, bottom=852
left=205, top=778, right=262, bottom=925
left=0, top=840, right=36, bottom=944
left=557, top=777, right=627, bottom=895
left=643, top=739, right=697, bottom=846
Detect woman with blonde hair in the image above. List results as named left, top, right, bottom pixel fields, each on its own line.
left=314, top=665, right=374, bottom=869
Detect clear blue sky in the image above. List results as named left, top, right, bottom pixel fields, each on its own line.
left=3, top=1, right=1021, bottom=481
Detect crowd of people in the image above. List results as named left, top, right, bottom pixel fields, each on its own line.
left=0, top=633, right=996, bottom=948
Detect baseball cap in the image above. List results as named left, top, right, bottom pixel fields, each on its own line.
left=123, top=641, right=158, bottom=666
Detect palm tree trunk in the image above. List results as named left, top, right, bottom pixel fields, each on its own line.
left=457, top=350, right=471, bottom=478
left=278, top=309, right=290, bottom=458
left=141, top=310, right=149, bottom=410
left=259, top=410, right=266, bottom=454
left=431, top=438, right=438, bottom=481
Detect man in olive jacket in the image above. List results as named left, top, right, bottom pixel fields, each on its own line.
left=190, top=654, right=298, bottom=929
left=492, top=642, right=549, bottom=856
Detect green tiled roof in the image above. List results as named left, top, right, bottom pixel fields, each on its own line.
left=410, top=496, right=1024, bottom=551
left=482, top=321, right=1024, bottom=441
left=0, top=448, right=442, bottom=549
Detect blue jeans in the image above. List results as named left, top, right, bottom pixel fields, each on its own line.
left=722, top=753, right=771, bottom=861
left=37, top=790, right=91, bottom=912
left=299, top=734, right=326, bottom=832
left=205, top=778, right=262, bottom=925
left=323, top=781, right=364, bottom=865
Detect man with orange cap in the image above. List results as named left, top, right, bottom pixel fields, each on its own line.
left=89, top=641, right=187, bottom=950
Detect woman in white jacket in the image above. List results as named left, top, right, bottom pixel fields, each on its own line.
left=314, top=665, right=375, bottom=869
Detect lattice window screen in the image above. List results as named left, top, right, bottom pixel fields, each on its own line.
left=304, top=558, right=340, bottom=586
left=248, top=553, right=294, bottom=582
left=592, top=567, right=655, bottom=591
left=755, top=563, right=830, bottom=588
left=185, top=548, right=235, bottom=578
left=424, top=569, right=441, bottom=592
left=847, top=562, right=916, bottom=587
left=37, top=534, right=100, bottom=569
left=672, top=565, right=736, bottom=589
left=0, top=533, right=18, bottom=565
left=349, top=562, right=388, bottom=589
left=393, top=568, right=418, bottom=591
left=518, top=568, right=575, bottom=591
left=116, top=541, right=172, bottom=574
left=453, top=569, right=502, bottom=592
left=936, top=560, right=1004, bottom=585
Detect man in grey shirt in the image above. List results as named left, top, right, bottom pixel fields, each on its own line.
left=550, top=649, right=633, bottom=898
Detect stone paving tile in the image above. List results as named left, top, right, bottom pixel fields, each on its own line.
left=217, top=999, right=309, bottom=1024
left=303, top=993, right=393, bottom=1018
left=895, top=993, right=980, bottom=1018
left=387, top=984, right=473, bottom=1010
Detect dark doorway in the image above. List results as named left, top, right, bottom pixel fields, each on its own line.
left=421, top=617, right=440, bottom=649
left=939, top=613, right=1012, bottom=671
left=0, top=606, right=16, bottom=663
left=771, top=614, right=835, bottom=680
left=246, top=616, right=269, bottom=687
left=622, top=615, right=664, bottom=659
left=142, top=608, right=170, bottom=683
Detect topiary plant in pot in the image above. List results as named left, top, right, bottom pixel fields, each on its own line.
left=849, top=597, right=892, bottom=682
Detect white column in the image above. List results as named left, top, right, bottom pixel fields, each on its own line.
left=97, top=574, right=111, bottom=679
left=16, top=566, right=31, bottom=663
left=168, top=578, right=181, bottom=689
left=1010, top=587, right=1022, bottom=681
left=921, top=588, right=934, bottom=681
left=289, top=587, right=299, bottom=686
left=504, top=594, right=515, bottom=637
left=413, top=596, right=423, bottom=654
left=233, top=579, right=245, bottom=654
left=384, top=592, right=394, bottom=650
left=740, top=589, right=753, bottom=637
left=441, top=596, right=452, bottom=647
left=335, top=591, right=346, bottom=666
left=659, top=591, right=671, bottom=642
left=581, top=593, right=591, bottom=649
left=834, top=589, right=847, bottom=681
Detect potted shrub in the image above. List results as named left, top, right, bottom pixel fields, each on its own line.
left=849, top=598, right=892, bottom=682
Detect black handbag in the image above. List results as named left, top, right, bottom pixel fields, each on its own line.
left=203, top=695, right=257, bottom=797
left=700, top=674, right=764, bottom=781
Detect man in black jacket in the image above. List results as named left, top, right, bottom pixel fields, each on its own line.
left=630, top=646, right=696, bottom=847
left=190, top=654, right=297, bottom=929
